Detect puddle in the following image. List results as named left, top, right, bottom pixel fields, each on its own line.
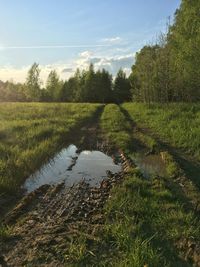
left=132, top=153, right=167, bottom=178
left=24, top=145, right=121, bottom=193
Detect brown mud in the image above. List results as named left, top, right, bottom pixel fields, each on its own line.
left=1, top=106, right=200, bottom=266
left=1, top=170, right=126, bottom=266
left=0, top=108, right=129, bottom=266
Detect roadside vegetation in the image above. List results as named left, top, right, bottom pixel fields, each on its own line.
left=100, top=104, right=132, bottom=152
left=0, top=103, right=101, bottom=193
left=123, top=102, right=200, bottom=161
left=96, top=104, right=200, bottom=267
left=0, top=224, right=10, bottom=241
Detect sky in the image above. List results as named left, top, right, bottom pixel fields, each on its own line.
left=0, top=0, right=181, bottom=83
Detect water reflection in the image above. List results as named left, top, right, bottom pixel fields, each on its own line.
left=133, top=153, right=167, bottom=178
left=24, top=144, right=121, bottom=193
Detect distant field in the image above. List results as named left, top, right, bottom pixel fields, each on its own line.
left=123, top=103, right=200, bottom=161
left=0, top=103, right=101, bottom=192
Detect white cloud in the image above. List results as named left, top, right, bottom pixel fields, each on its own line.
left=79, top=50, right=93, bottom=58
left=0, top=64, right=74, bottom=84
left=62, top=68, right=74, bottom=73
left=0, top=51, right=135, bottom=83
left=75, top=51, right=135, bottom=75
left=100, top=37, right=122, bottom=44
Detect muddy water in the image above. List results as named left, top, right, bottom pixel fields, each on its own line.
left=24, top=145, right=121, bottom=193
left=133, top=153, right=167, bottom=178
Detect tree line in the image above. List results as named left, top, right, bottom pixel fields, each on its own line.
left=0, top=63, right=131, bottom=103
left=130, top=0, right=200, bottom=103
left=1, top=0, right=199, bottom=103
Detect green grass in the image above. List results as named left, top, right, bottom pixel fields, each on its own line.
left=100, top=104, right=132, bottom=152
left=0, top=102, right=101, bottom=192
left=1, top=103, right=200, bottom=266
left=67, top=170, right=200, bottom=266
left=98, top=170, right=200, bottom=266
left=85, top=104, right=200, bottom=267
left=0, top=224, right=11, bottom=241
left=122, top=103, right=200, bottom=161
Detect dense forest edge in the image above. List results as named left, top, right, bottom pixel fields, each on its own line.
left=0, top=0, right=200, bottom=103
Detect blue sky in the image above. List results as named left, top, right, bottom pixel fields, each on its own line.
left=0, top=0, right=181, bottom=82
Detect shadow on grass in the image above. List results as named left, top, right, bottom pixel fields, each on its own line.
left=120, top=106, right=200, bottom=191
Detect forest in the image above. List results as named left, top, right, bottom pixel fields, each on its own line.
left=0, top=0, right=199, bottom=103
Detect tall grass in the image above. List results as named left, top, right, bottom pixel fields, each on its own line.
left=100, top=104, right=132, bottom=152
left=123, top=103, right=200, bottom=161
left=0, top=103, right=101, bottom=192
left=91, top=104, right=200, bottom=266
left=98, top=170, right=200, bottom=266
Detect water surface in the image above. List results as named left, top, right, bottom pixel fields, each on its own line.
left=132, top=153, right=167, bottom=178
left=24, top=144, right=121, bottom=193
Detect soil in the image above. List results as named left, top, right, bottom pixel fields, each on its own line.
left=0, top=111, right=131, bottom=266
left=1, top=170, right=126, bottom=266
left=1, top=108, right=200, bottom=266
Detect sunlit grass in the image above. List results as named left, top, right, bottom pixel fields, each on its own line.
left=0, top=224, right=11, bottom=241
left=122, top=102, right=200, bottom=160
left=95, top=105, right=200, bottom=266
left=0, top=102, right=101, bottom=192
left=100, top=104, right=132, bottom=152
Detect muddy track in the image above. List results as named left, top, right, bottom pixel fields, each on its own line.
left=119, top=106, right=200, bottom=214
left=1, top=106, right=200, bottom=266
left=0, top=107, right=131, bottom=267
left=0, top=156, right=130, bottom=266
left=0, top=106, right=105, bottom=220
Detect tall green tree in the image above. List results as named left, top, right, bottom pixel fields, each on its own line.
left=95, top=69, right=113, bottom=103
left=46, top=70, right=62, bottom=101
left=168, top=0, right=200, bottom=101
left=82, top=64, right=96, bottom=102
left=130, top=0, right=200, bottom=103
left=114, top=69, right=131, bottom=103
left=60, top=77, right=77, bottom=102
left=26, top=63, right=41, bottom=101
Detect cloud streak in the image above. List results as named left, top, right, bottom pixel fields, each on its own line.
left=100, top=37, right=122, bottom=44
left=0, top=44, right=111, bottom=50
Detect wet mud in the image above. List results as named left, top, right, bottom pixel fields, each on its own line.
left=24, top=144, right=121, bottom=193
left=0, top=152, right=129, bottom=267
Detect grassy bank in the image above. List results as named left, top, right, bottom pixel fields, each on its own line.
left=100, top=104, right=132, bottom=152
left=1, top=103, right=200, bottom=266
left=91, top=104, right=200, bottom=267
left=122, top=103, right=200, bottom=161
left=0, top=103, right=101, bottom=192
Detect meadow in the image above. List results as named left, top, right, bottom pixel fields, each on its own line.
left=96, top=104, right=200, bottom=266
left=122, top=103, right=200, bottom=161
left=0, top=103, right=101, bottom=192
left=0, top=102, right=200, bottom=266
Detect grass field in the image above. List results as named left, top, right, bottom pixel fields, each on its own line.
left=1, top=102, right=200, bottom=266
left=0, top=103, right=101, bottom=192
left=95, top=104, right=200, bottom=266
left=122, top=103, right=200, bottom=161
